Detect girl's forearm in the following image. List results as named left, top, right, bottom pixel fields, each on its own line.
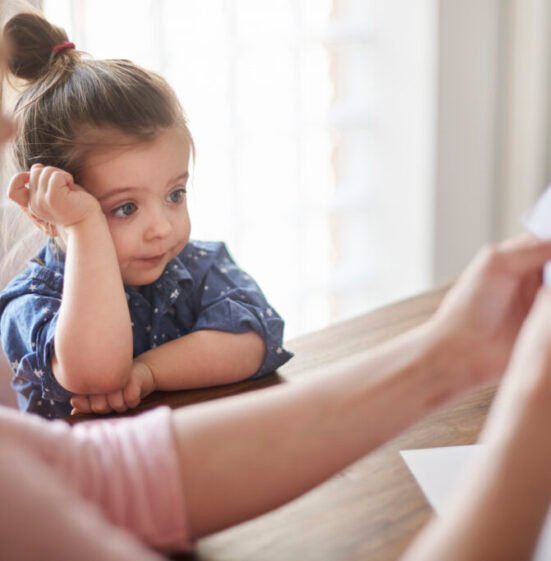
left=136, top=330, right=265, bottom=390
left=53, top=213, right=133, bottom=394
left=170, top=323, right=471, bottom=539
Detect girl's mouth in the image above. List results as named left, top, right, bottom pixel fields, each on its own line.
left=139, top=253, right=166, bottom=265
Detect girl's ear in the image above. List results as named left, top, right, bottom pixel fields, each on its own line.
left=7, top=171, right=59, bottom=237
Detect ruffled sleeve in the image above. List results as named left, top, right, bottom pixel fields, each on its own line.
left=186, top=241, right=293, bottom=377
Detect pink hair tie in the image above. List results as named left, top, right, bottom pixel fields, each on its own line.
left=52, top=41, right=75, bottom=55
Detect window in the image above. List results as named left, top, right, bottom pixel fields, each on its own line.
left=41, top=0, right=436, bottom=337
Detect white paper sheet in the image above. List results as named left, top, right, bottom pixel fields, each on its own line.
left=524, top=185, right=551, bottom=240
left=400, top=445, right=482, bottom=511
left=401, top=445, right=551, bottom=561
left=523, top=184, right=551, bottom=285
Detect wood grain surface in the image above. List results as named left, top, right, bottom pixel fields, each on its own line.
left=70, top=285, right=496, bottom=560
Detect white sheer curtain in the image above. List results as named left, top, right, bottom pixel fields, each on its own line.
left=495, top=0, right=551, bottom=239
left=433, top=0, right=551, bottom=282
left=41, top=0, right=436, bottom=337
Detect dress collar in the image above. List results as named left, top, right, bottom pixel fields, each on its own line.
left=40, top=239, right=66, bottom=272
left=40, top=240, right=192, bottom=310
left=125, top=252, right=193, bottom=312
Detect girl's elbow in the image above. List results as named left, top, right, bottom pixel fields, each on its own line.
left=245, top=332, right=266, bottom=375
left=52, top=355, right=131, bottom=394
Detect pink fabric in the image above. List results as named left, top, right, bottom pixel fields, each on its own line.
left=0, top=406, right=191, bottom=559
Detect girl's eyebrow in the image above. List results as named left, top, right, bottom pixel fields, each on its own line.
left=170, top=171, right=189, bottom=185
left=98, top=171, right=189, bottom=202
left=98, top=186, right=137, bottom=202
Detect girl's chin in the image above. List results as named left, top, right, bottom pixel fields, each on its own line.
left=123, top=263, right=168, bottom=286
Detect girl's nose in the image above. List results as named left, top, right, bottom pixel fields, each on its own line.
left=144, top=207, right=172, bottom=240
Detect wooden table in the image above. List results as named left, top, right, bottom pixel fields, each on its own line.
left=73, top=286, right=497, bottom=561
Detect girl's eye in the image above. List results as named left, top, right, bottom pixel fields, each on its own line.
left=112, top=202, right=137, bottom=218
left=168, top=187, right=187, bottom=204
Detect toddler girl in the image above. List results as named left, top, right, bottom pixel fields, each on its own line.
left=0, top=13, right=292, bottom=419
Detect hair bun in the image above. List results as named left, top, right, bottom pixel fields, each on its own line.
left=4, top=13, right=71, bottom=81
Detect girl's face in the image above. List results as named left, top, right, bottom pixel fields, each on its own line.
left=78, top=126, right=192, bottom=286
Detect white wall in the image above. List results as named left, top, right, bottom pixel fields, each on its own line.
left=433, top=0, right=501, bottom=284
left=495, top=0, right=551, bottom=238
left=433, top=0, right=551, bottom=282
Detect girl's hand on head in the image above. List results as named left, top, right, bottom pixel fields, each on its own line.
left=427, top=234, right=551, bottom=389
left=8, top=164, right=101, bottom=231
left=70, top=360, right=156, bottom=415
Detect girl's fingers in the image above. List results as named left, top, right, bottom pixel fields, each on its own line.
left=7, top=172, right=30, bottom=207
left=106, top=390, right=127, bottom=413
left=34, top=165, right=58, bottom=195
left=28, top=163, right=44, bottom=191
left=71, top=393, right=128, bottom=415
left=46, top=169, right=73, bottom=196
left=89, top=394, right=111, bottom=415
left=70, top=396, right=92, bottom=414
left=123, top=381, right=141, bottom=409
